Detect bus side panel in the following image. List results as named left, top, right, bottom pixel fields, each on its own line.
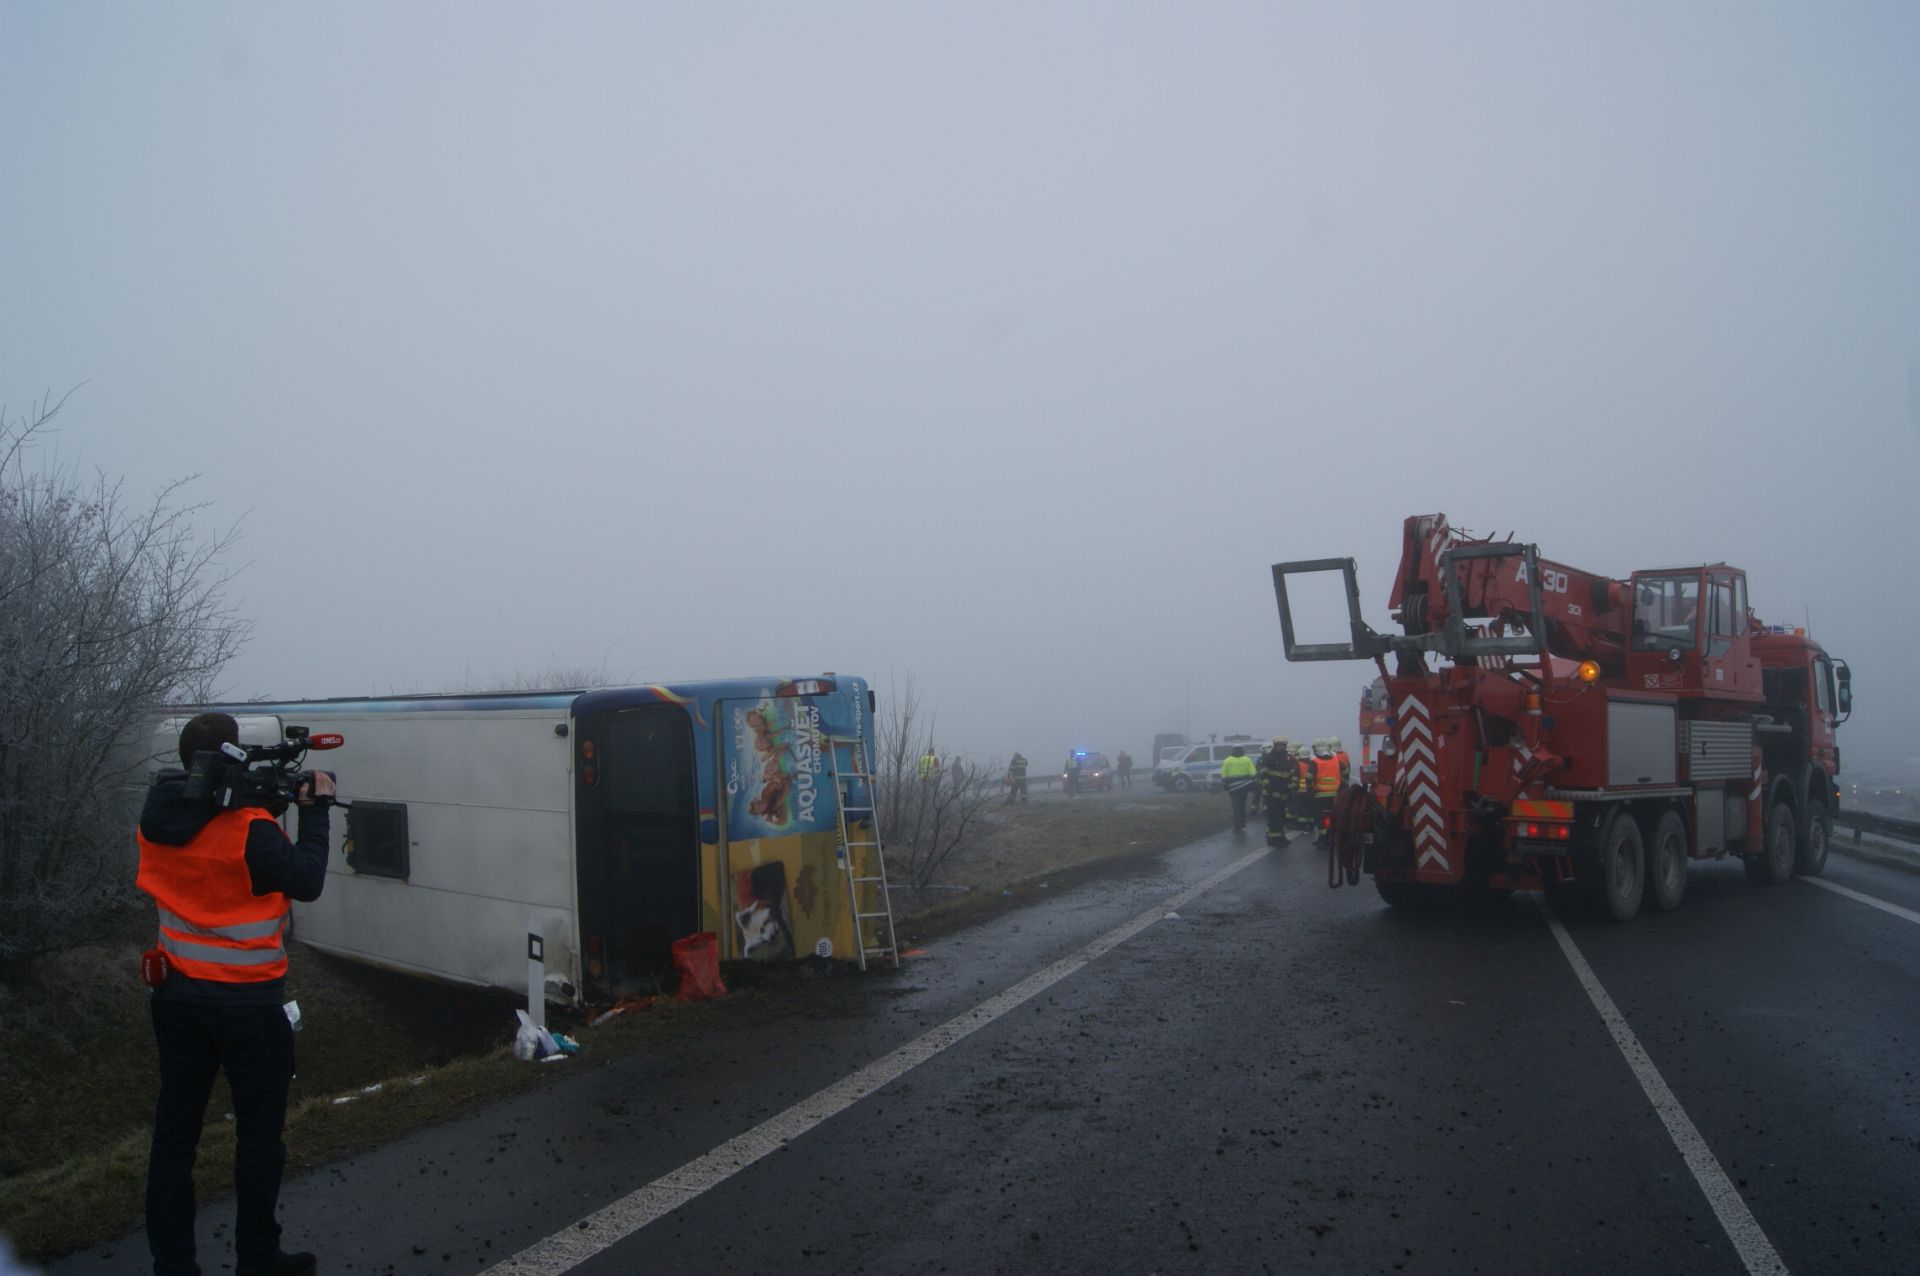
left=716, top=691, right=866, bottom=962
left=292, top=710, right=578, bottom=996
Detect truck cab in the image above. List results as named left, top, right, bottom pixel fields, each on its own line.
left=1754, top=628, right=1849, bottom=807
left=1626, top=566, right=1762, bottom=700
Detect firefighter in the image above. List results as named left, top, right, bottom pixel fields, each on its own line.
left=136, top=712, right=332, bottom=1276
left=1220, top=745, right=1257, bottom=831
left=1291, top=742, right=1316, bottom=829
left=1331, top=738, right=1352, bottom=787
left=1006, top=752, right=1029, bottom=803
left=1258, top=736, right=1299, bottom=847
left=1311, top=737, right=1343, bottom=844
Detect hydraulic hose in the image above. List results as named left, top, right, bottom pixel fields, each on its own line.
left=1328, top=785, right=1372, bottom=888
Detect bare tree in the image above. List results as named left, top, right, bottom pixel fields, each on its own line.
left=0, top=391, right=249, bottom=961
left=871, top=676, right=1002, bottom=891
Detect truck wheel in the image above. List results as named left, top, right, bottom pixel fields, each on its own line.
left=1744, top=803, right=1796, bottom=885
left=1591, top=813, right=1644, bottom=922
left=1644, top=810, right=1688, bottom=912
left=1795, top=804, right=1831, bottom=877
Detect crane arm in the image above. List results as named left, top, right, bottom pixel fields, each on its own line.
left=1387, top=514, right=1629, bottom=668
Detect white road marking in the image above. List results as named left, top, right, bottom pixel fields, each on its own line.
left=1536, top=899, right=1790, bottom=1276
left=484, top=845, right=1274, bottom=1275
left=1801, top=876, right=1920, bottom=927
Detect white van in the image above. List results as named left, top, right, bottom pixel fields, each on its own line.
left=1154, top=736, right=1268, bottom=791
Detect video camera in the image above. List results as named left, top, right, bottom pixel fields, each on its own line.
left=182, top=725, right=345, bottom=814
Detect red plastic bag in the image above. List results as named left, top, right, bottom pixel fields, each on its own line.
left=672, top=932, right=727, bottom=1003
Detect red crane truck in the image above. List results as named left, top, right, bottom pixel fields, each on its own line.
left=1273, top=514, right=1852, bottom=920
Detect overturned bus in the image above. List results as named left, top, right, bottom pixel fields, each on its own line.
left=135, top=676, right=892, bottom=1006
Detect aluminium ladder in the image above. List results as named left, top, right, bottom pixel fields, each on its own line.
left=826, top=733, right=900, bottom=970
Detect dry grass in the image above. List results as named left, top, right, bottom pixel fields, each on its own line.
left=0, top=789, right=1229, bottom=1262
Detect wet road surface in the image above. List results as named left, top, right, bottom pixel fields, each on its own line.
left=55, top=832, right=1920, bottom=1274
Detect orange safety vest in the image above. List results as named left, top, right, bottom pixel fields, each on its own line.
left=1313, top=755, right=1343, bottom=797
left=1336, top=751, right=1351, bottom=785
left=136, top=808, right=290, bottom=983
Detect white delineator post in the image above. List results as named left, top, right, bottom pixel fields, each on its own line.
left=526, top=913, right=546, bottom=1033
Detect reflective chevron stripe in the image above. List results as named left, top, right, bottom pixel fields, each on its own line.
left=1396, top=694, right=1449, bottom=870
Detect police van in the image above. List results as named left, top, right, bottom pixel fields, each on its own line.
left=1153, top=735, right=1270, bottom=791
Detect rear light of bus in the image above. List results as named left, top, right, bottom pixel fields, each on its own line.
left=580, top=738, right=597, bottom=786
left=587, top=934, right=603, bottom=979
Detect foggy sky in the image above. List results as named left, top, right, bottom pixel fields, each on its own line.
left=4, top=3, right=1917, bottom=776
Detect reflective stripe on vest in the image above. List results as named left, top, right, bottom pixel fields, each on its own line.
left=159, top=931, right=287, bottom=966
left=136, top=806, right=291, bottom=983
left=156, top=905, right=288, bottom=942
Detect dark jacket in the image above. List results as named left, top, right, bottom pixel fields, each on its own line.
left=1258, top=752, right=1300, bottom=800
left=137, top=773, right=331, bottom=1006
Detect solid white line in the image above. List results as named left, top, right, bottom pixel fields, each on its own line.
left=484, top=845, right=1274, bottom=1275
left=1535, top=899, right=1789, bottom=1276
left=1801, top=876, right=1920, bottom=927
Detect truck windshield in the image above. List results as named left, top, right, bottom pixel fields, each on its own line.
left=1632, top=574, right=1700, bottom=652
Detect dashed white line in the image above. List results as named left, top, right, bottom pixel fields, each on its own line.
left=1801, top=876, right=1920, bottom=927
left=1536, top=898, right=1790, bottom=1276
left=484, top=845, right=1274, bottom=1275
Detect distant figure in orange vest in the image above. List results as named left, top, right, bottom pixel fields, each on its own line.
left=1311, top=737, right=1343, bottom=844
left=136, top=711, right=334, bottom=1276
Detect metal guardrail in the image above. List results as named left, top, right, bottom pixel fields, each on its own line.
left=1837, top=807, right=1920, bottom=846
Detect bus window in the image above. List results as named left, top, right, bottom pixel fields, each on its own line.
left=575, top=705, right=697, bottom=998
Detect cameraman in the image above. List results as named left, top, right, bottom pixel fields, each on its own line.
left=134, top=712, right=334, bottom=1276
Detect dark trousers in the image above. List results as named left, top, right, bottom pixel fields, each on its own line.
left=1228, top=784, right=1251, bottom=830
left=148, top=996, right=296, bottom=1276
left=1119, top=769, right=1132, bottom=789
left=1265, top=798, right=1290, bottom=845
left=1006, top=776, right=1027, bottom=802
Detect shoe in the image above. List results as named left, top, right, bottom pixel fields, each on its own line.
left=239, top=1253, right=316, bottom=1276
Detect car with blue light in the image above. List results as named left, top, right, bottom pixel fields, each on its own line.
left=1064, top=750, right=1114, bottom=792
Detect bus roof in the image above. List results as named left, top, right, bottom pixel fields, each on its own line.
left=188, top=675, right=863, bottom=718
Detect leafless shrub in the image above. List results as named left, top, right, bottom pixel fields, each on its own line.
left=871, top=676, right=1002, bottom=891
left=0, top=390, right=249, bottom=961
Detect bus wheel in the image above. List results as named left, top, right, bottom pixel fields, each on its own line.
left=1745, top=802, right=1796, bottom=885
left=1644, top=810, right=1688, bottom=912
left=1795, top=804, right=1831, bottom=877
left=1591, top=812, right=1644, bottom=922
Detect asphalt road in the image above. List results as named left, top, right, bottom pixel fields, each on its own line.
left=53, top=832, right=1919, bottom=1275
